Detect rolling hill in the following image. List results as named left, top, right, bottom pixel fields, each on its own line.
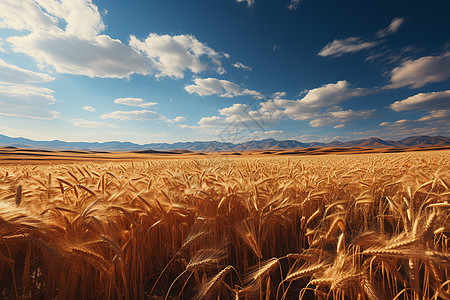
left=0, top=134, right=448, bottom=152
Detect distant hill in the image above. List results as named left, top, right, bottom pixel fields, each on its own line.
left=327, top=137, right=398, bottom=148
left=396, top=135, right=450, bottom=147
left=0, top=134, right=448, bottom=152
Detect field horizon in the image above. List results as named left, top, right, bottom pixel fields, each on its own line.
left=1, top=145, right=450, bottom=165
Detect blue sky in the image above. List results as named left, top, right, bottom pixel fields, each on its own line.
left=0, top=0, right=449, bottom=144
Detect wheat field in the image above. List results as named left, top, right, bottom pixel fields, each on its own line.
left=0, top=151, right=449, bottom=299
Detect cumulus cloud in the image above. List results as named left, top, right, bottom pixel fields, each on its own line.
left=196, top=80, right=369, bottom=129
left=169, top=116, right=185, bottom=123
left=232, top=62, right=252, bottom=71
left=185, top=77, right=263, bottom=98
left=378, top=89, right=450, bottom=137
left=197, top=102, right=277, bottom=128
left=273, top=92, right=287, bottom=99
left=217, top=103, right=279, bottom=125
left=82, top=106, right=95, bottom=112
left=389, top=52, right=450, bottom=88
left=0, top=83, right=58, bottom=119
left=376, top=18, right=405, bottom=38
left=129, top=34, right=224, bottom=78
left=390, top=90, right=450, bottom=111
left=2, top=0, right=103, bottom=53
left=288, top=0, right=302, bottom=11
left=319, top=38, right=379, bottom=57
left=0, top=58, right=55, bottom=83
left=0, top=0, right=143, bottom=79
left=9, top=30, right=149, bottom=78
left=32, top=0, right=106, bottom=38
left=281, top=80, right=366, bottom=120
left=198, top=116, right=225, bottom=127
left=236, top=0, right=254, bottom=7
left=101, top=110, right=163, bottom=121
left=114, top=97, right=157, bottom=108
left=1, top=0, right=225, bottom=80
left=0, top=0, right=57, bottom=32
left=73, top=119, right=118, bottom=128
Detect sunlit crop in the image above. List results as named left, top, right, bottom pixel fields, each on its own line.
left=0, top=151, right=449, bottom=299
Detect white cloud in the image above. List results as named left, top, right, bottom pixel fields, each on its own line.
left=33, top=0, right=105, bottom=38
left=232, top=62, right=252, bottom=71
left=296, top=81, right=363, bottom=107
left=129, top=34, right=224, bottom=78
left=309, top=109, right=374, bottom=127
left=197, top=116, right=225, bottom=127
left=390, top=90, right=450, bottom=111
left=418, top=110, right=450, bottom=121
left=273, top=92, right=287, bottom=99
left=2, top=0, right=224, bottom=80
left=8, top=30, right=149, bottom=78
left=196, top=80, right=370, bottom=130
left=169, top=116, right=185, bottom=123
left=82, top=105, right=95, bottom=112
left=0, top=39, right=6, bottom=53
left=0, top=0, right=111, bottom=75
left=73, top=119, right=118, bottom=128
left=114, top=97, right=157, bottom=108
left=372, top=110, right=450, bottom=138
left=376, top=18, right=405, bottom=38
left=281, top=80, right=366, bottom=120
left=197, top=101, right=283, bottom=128
left=389, top=52, right=450, bottom=88
left=0, top=0, right=148, bottom=79
left=374, top=90, right=450, bottom=137
left=0, top=83, right=58, bottom=119
left=101, top=110, right=162, bottom=121
left=319, top=17, right=404, bottom=58
left=236, top=0, right=254, bottom=7
left=288, top=0, right=302, bottom=11
left=185, top=77, right=262, bottom=98
left=0, top=0, right=104, bottom=39
left=219, top=103, right=253, bottom=116
left=319, top=37, right=379, bottom=57
left=0, top=0, right=56, bottom=32
left=0, top=58, right=55, bottom=83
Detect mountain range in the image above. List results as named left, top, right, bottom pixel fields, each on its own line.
left=0, top=134, right=449, bottom=152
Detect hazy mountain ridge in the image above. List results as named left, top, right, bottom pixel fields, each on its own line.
left=0, top=134, right=449, bottom=152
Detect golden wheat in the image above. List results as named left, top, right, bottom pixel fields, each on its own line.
left=0, top=150, right=448, bottom=299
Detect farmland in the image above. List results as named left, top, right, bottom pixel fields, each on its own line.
left=0, top=150, right=449, bottom=299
